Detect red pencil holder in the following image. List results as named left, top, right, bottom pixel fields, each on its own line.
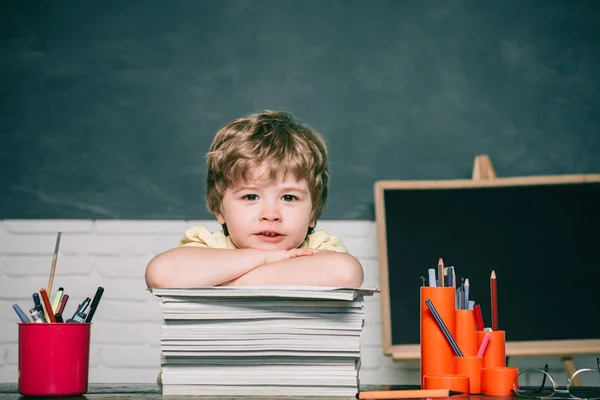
left=19, top=322, right=91, bottom=397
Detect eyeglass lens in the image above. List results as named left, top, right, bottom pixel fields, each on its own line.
left=568, top=369, right=600, bottom=399
left=515, top=370, right=556, bottom=397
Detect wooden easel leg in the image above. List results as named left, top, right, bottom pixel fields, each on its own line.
left=562, top=357, right=582, bottom=386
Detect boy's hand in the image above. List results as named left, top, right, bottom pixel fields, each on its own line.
left=264, top=248, right=316, bottom=264
left=263, top=248, right=338, bottom=264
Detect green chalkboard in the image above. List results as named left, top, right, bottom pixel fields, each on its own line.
left=1, top=1, right=599, bottom=219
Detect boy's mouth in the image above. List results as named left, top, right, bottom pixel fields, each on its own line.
left=257, top=231, right=283, bottom=237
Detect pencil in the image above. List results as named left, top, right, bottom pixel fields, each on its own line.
left=359, top=389, right=462, bottom=399
left=39, top=288, right=56, bottom=323
left=437, top=258, right=444, bottom=287
left=474, top=304, right=484, bottom=331
left=477, top=332, right=491, bottom=357
left=47, top=232, right=62, bottom=296
left=425, top=298, right=463, bottom=356
left=491, top=270, right=498, bottom=331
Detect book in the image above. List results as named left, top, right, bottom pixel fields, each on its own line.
left=150, top=286, right=377, bottom=397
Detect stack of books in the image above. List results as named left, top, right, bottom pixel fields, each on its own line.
left=150, top=286, right=376, bottom=397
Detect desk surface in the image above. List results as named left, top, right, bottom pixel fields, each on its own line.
left=0, top=383, right=519, bottom=399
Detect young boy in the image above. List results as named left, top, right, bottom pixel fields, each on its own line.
left=145, top=110, right=364, bottom=288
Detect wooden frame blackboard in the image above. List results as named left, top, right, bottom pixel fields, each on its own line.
left=375, top=165, right=600, bottom=360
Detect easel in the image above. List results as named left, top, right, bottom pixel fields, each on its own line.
left=471, top=154, right=582, bottom=385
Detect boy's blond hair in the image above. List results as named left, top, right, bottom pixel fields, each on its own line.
left=206, top=110, right=329, bottom=223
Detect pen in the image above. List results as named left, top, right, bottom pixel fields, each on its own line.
left=32, top=293, right=44, bottom=316
left=51, top=287, right=64, bottom=313
left=13, top=304, right=30, bottom=323
left=29, top=308, right=45, bottom=323
left=85, top=287, right=104, bottom=323
left=39, top=288, right=56, bottom=323
left=55, top=312, right=64, bottom=323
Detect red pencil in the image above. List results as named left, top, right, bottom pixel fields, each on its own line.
left=474, top=304, right=484, bottom=331
left=39, top=288, right=56, bottom=323
left=491, top=270, right=498, bottom=331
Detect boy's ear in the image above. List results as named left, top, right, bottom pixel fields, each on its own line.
left=309, top=220, right=316, bottom=229
left=216, top=213, right=226, bottom=225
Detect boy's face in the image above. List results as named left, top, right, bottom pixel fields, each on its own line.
left=216, top=164, right=315, bottom=251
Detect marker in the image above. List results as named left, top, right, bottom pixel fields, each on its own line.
left=13, top=304, right=30, bottom=323
left=72, top=312, right=87, bottom=323
left=85, top=287, right=104, bottom=323
left=29, top=308, right=45, bottom=323
left=55, top=312, right=64, bottom=323
left=51, top=287, right=64, bottom=313
left=39, top=288, right=56, bottom=323
left=57, top=294, right=69, bottom=315
left=72, top=297, right=91, bottom=319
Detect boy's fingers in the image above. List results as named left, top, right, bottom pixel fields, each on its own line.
left=288, top=249, right=314, bottom=258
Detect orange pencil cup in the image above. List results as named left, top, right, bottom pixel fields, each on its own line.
left=477, top=330, right=505, bottom=368
left=423, top=375, right=470, bottom=394
left=455, top=310, right=477, bottom=356
left=19, top=322, right=91, bottom=397
left=420, top=287, right=456, bottom=385
left=481, top=367, right=519, bottom=396
left=454, top=356, right=483, bottom=394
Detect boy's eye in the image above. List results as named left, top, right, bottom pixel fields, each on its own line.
left=282, top=194, right=298, bottom=202
left=242, top=194, right=258, bottom=201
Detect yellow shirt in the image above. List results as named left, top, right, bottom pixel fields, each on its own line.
left=178, top=226, right=348, bottom=253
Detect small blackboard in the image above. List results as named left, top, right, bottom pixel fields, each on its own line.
left=375, top=171, right=600, bottom=359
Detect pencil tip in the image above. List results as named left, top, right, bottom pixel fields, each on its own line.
left=438, top=257, right=443, bottom=264
left=491, top=270, right=496, bottom=278
left=465, top=278, right=469, bottom=285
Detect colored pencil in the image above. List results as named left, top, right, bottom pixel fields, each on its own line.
left=474, top=304, right=484, bottom=331
left=425, top=299, right=463, bottom=356
left=491, top=270, right=498, bottom=331
left=477, top=332, right=491, bottom=356
left=359, top=389, right=463, bottom=399
left=438, top=258, right=444, bottom=287
left=39, top=288, right=56, bottom=323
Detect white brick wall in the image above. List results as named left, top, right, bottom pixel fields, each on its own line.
left=0, top=220, right=596, bottom=384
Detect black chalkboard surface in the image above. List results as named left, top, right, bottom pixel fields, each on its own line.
left=2, top=1, right=600, bottom=219
left=375, top=174, right=600, bottom=359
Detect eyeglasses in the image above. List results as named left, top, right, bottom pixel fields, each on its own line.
left=513, top=358, right=600, bottom=399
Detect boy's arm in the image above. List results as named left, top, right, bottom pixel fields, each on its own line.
left=222, top=252, right=364, bottom=288
left=145, top=246, right=314, bottom=288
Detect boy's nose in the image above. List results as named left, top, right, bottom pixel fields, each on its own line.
left=260, top=205, right=281, bottom=221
